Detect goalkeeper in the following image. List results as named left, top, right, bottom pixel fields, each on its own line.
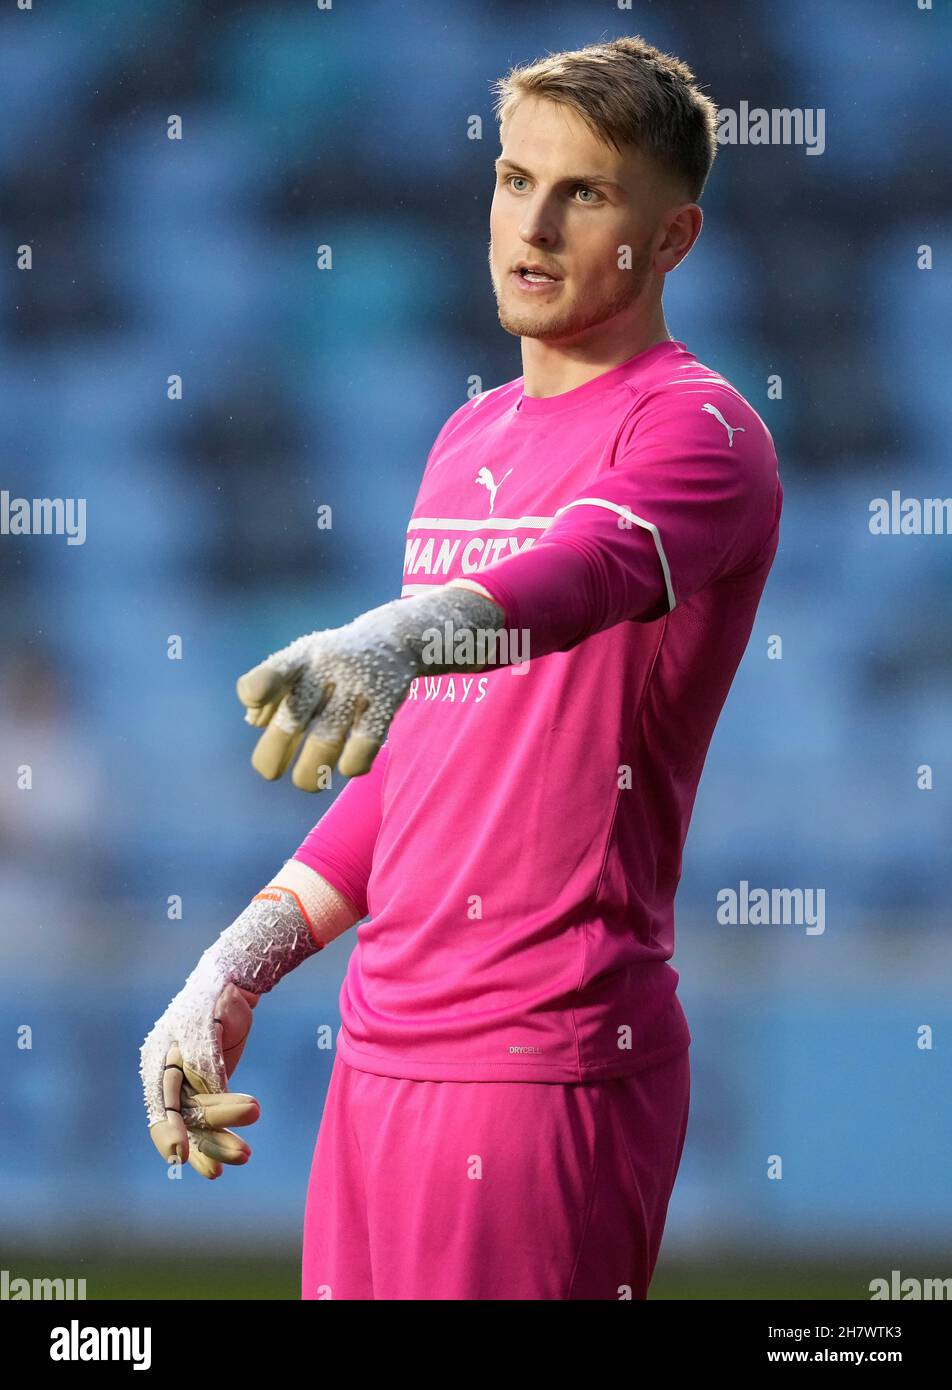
left=140, top=34, right=784, bottom=1298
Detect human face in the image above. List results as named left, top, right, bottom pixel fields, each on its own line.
left=488, top=95, right=687, bottom=346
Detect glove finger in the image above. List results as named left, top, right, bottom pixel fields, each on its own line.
left=337, top=733, right=382, bottom=778
left=220, top=1028, right=252, bottom=1078
left=186, top=1143, right=224, bottom=1181
left=181, top=1047, right=229, bottom=1178
left=236, top=661, right=289, bottom=713
left=251, top=670, right=330, bottom=779
left=290, top=690, right=357, bottom=790
left=339, top=688, right=405, bottom=776
left=148, top=1043, right=190, bottom=1162
left=149, top=1114, right=189, bottom=1164
left=188, top=1125, right=252, bottom=1167
left=291, top=732, right=344, bottom=792
left=223, top=1029, right=250, bottom=1076
left=245, top=697, right=281, bottom=730
left=184, top=1091, right=260, bottom=1130
left=216, top=979, right=254, bottom=1023
left=251, top=722, right=306, bottom=781
left=215, top=982, right=255, bottom=1077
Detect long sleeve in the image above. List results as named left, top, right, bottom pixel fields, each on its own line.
left=473, top=385, right=782, bottom=659
left=292, top=741, right=389, bottom=919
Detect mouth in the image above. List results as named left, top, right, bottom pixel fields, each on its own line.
left=511, top=264, right=562, bottom=293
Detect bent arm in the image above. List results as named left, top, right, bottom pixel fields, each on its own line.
left=452, top=390, right=781, bottom=659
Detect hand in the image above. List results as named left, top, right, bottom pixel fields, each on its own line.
left=237, top=587, right=507, bottom=792
left=237, top=615, right=418, bottom=792
left=142, top=981, right=262, bottom=1180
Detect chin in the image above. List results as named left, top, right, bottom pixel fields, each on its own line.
left=498, top=306, right=578, bottom=339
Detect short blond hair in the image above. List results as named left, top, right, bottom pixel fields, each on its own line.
left=492, top=35, right=718, bottom=202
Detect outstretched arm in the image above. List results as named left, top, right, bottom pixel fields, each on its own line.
left=234, top=391, right=779, bottom=795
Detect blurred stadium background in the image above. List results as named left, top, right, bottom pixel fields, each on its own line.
left=1, top=0, right=950, bottom=1299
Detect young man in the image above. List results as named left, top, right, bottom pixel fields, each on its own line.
left=141, top=35, right=782, bottom=1300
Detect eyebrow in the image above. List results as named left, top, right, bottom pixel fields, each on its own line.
left=494, top=158, right=624, bottom=193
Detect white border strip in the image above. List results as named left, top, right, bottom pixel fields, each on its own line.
left=407, top=515, right=554, bottom=532
left=553, top=497, right=676, bottom=612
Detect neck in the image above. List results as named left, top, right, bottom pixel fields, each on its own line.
left=520, top=304, right=671, bottom=399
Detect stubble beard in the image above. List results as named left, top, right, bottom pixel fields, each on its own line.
left=489, top=242, right=654, bottom=341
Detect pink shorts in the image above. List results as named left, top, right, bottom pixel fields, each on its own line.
left=301, top=1048, right=690, bottom=1301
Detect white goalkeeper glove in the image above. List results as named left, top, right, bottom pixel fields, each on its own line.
left=236, top=583, right=506, bottom=791
left=139, top=860, right=360, bottom=1179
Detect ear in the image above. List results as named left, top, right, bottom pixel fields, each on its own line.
left=655, top=203, right=703, bottom=274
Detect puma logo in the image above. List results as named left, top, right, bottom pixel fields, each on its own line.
left=475, top=465, right=513, bottom=515
left=702, top=402, right=745, bottom=448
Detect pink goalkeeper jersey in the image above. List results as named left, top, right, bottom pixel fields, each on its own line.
left=294, top=339, right=782, bottom=1082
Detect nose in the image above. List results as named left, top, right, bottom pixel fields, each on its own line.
left=518, top=194, right=559, bottom=248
